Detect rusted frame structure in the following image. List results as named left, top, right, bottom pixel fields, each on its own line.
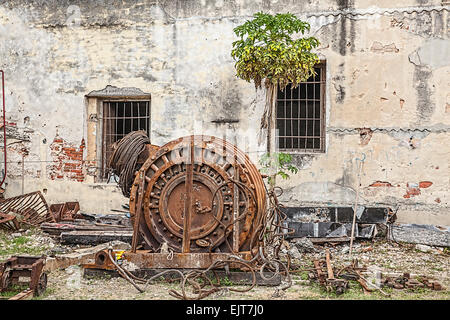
left=0, top=256, right=47, bottom=298
left=0, top=191, right=53, bottom=227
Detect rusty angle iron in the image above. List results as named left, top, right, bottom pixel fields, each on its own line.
left=89, top=133, right=267, bottom=270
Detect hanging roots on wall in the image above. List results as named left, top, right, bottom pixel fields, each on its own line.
left=110, top=186, right=296, bottom=300
left=108, top=130, right=150, bottom=197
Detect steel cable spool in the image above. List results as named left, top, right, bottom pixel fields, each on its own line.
left=108, top=130, right=150, bottom=197
left=128, top=135, right=267, bottom=254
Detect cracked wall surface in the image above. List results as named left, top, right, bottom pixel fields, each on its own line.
left=0, top=0, right=448, bottom=225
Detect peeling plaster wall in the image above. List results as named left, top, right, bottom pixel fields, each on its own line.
left=0, top=0, right=449, bottom=225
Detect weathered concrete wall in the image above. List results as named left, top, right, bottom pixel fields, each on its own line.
left=0, top=0, right=448, bottom=225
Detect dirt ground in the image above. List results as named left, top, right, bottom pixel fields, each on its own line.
left=0, top=228, right=449, bottom=300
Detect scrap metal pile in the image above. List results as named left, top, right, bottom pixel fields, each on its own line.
left=309, top=248, right=444, bottom=296
left=0, top=191, right=88, bottom=231
left=0, top=191, right=53, bottom=230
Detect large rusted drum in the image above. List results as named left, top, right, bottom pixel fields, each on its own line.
left=128, top=135, right=266, bottom=254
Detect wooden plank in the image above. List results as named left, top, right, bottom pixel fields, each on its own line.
left=60, top=230, right=133, bottom=245
left=41, top=222, right=132, bottom=236
left=8, top=289, right=34, bottom=300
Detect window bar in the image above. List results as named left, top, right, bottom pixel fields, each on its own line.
left=298, top=85, right=300, bottom=150
left=305, top=81, right=308, bottom=150
left=107, top=102, right=111, bottom=176
left=102, top=102, right=106, bottom=179
left=313, top=74, right=316, bottom=150
left=146, top=101, right=149, bottom=135
left=321, top=67, right=324, bottom=151
left=290, top=87, right=293, bottom=150
left=121, top=101, right=125, bottom=141
left=131, top=101, right=134, bottom=132
left=107, top=102, right=111, bottom=174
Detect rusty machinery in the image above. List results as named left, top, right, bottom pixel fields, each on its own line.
left=0, top=255, right=47, bottom=299
left=90, top=131, right=268, bottom=270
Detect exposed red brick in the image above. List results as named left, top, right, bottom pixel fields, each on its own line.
left=435, top=198, right=441, bottom=203
left=403, top=184, right=421, bottom=198
left=48, top=135, right=86, bottom=182
left=419, top=181, right=433, bottom=188
left=369, top=181, right=393, bottom=187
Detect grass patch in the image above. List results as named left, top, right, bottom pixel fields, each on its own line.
left=0, top=230, right=49, bottom=258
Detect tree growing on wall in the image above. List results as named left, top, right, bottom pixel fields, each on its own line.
left=231, top=12, right=319, bottom=185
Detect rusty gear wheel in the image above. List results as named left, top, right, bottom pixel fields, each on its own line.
left=129, top=135, right=266, bottom=254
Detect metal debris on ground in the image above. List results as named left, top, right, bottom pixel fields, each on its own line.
left=0, top=212, right=20, bottom=231
left=324, top=249, right=348, bottom=294
left=310, top=249, right=349, bottom=295
left=0, top=191, right=54, bottom=227
left=40, top=212, right=133, bottom=245
left=284, top=206, right=397, bottom=245
left=0, top=255, right=47, bottom=299
left=49, top=201, right=82, bottom=222
left=382, top=273, right=444, bottom=291
left=41, top=217, right=132, bottom=236
left=308, top=252, right=394, bottom=296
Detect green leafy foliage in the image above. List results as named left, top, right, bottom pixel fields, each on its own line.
left=231, top=12, right=320, bottom=89
left=259, top=152, right=299, bottom=185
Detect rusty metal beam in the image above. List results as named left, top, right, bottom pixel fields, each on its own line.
left=182, top=136, right=194, bottom=253
left=131, top=170, right=145, bottom=252
left=122, top=251, right=252, bottom=269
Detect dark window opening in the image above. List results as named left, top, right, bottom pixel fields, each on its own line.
left=276, top=63, right=326, bottom=153
left=102, top=100, right=150, bottom=179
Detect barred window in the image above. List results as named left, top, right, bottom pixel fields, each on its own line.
left=102, top=101, right=150, bottom=179
left=276, top=63, right=326, bottom=152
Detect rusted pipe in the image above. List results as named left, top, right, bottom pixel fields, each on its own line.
left=0, top=70, right=7, bottom=188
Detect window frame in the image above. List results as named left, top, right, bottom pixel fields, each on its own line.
left=274, top=61, right=326, bottom=154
